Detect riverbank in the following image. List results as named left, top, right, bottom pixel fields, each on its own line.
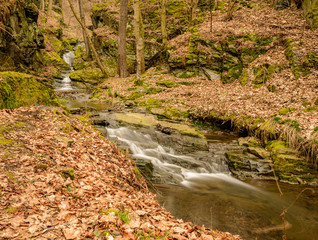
left=0, top=107, right=241, bottom=239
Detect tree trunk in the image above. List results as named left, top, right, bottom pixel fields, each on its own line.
left=161, top=0, right=167, bottom=45
left=190, top=0, right=199, bottom=25
left=67, top=0, right=108, bottom=77
left=134, top=0, right=145, bottom=79
left=48, top=0, right=53, bottom=15
left=42, top=0, right=45, bottom=11
left=118, top=0, right=129, bottom=78
left=78, top=0, right=91, bottom=58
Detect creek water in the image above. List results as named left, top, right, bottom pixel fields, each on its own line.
left=55, top=51, right=318, bottom=240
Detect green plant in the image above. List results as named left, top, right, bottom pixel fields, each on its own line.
left=102, top=209, right=131, bottom=223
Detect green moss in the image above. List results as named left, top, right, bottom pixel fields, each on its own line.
left=146, top=87, right=162, bottom=94
left=267, top=85, right=277, bottom=93
left=62, top=37, right=78, bottom=51
left=240, top=69, right=248, bottom=86
left=303, top=106, right=317, bottom=112
left=314, top=126, right=318, bottom=132
left=89, top=88, right=102, bottom=99
left=69, top=68, right=105, bottom=84
left=278, top=107, right=295, bottom=115
left=252, top=65, right=275, bottom=87
left=156, top=80, right=178, bottom=88
left=101, top=208, right=131, bottom=224
left=0, top=71, right=59, bottom=109
left=146, top=98, right=164, bottom=109
left=223, top=65, right=243, bottom=83
left=314, top=97, right=318, bottom=106
left=5, top=206, right=18, bottom=214
left=127, top=92, right=144, bottom=100
left=92, top=3, right=108, bottom=12
left=0, top=135, right=13, bottom=145
left=285, top=39, right=304, bottom=80
left=41, top=50, right=69, bottom=70
left=60, top=168, right=75, bottom=180
left=48, top=37, right=64, bottom=55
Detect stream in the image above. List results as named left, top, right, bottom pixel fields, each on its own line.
left=54, top=50, right=318, bottom=240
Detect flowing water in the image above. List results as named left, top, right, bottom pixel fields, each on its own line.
left=55, top=51, right=318, bottom=240
left=106, top=124, right=318, bottom=240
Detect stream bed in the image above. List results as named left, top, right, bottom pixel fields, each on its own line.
left=55, top=50, right=318, bottom=240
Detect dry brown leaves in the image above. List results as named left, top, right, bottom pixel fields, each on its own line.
left=0, top=107, right=241, bottom=239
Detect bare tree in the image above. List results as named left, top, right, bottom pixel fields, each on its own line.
left=189, top=0, right=199, bottom=25
left=42, top=0, right=45, bottom=11
left=48, top=0, right=53, bottom=14
left=67, top=0, right=108, bottom=76
left=78, top=0, right=91, bottom=58
left=161, top=0, right=167, bottom=44
left=134, top=0, right=145, bottom=79
left=210, top=0, right=218, bottom=32
left=118, top=0, right=129, bottom=77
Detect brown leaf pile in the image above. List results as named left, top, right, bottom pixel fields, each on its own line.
left=0, top=107, right=241, bottom=239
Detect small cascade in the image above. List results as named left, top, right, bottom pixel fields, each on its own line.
left=54, top=50, right=75, bottom=91
left=106, top=126, right=257, bottom=191
left=54, top=44, right=83, bottom=91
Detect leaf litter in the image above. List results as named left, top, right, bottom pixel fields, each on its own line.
left=0, top=107, right=241, bottom=239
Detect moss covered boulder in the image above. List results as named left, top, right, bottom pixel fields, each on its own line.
left=69, top=68, right=105, bottom=84
left=267, top=140, right=318, bottom=184
left=0, top=71, right=59, bottom=109
left=303, top=0, right=318, bottom=29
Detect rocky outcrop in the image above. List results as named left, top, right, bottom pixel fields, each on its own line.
left=303, top=0, right=318, bottom=29
left=226, top=137, right=318, bottom=184
left=0, top=0, right=45, bottom=70
left=0, top=71, right=59, bottom=109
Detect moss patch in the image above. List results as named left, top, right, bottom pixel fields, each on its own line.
left=69, top=68, right=105, bottom=84
left=0, top=71, right=59, bottom=109
left=156, top=80, right=178, bottom=88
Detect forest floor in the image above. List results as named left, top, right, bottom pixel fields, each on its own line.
left=0, top=107, right=241, bottom=239
left=94, top=2, right=318, bottom=144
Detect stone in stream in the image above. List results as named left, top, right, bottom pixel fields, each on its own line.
left=246, top=146, right=271, bottom=159
left=225, top=150, right=273, bottom=180
left=91, top=118, right=110, bottom=126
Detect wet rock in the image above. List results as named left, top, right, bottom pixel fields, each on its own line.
left=225, top=150, right=273, bottom=179
left=202, top=68, right=221, bottom=81
left=92, top=118, right=109, bottom=126
left=125, top=101, right=135, bottom=108
left=69, top=107, right=98, bottom=115
left=135, top=159, right=154, bottom=179
left=246, top=146, right=271, bottom=159
left=156, top=124, right=174, bottom=135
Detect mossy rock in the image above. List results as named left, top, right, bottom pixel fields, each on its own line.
left=223, top=65, right=243, bottom=83
left=127, top=92, right=144, bottom=100
left=69, top=68, right=105, bottom=84
left=246, top=146, right=271, bottom=159
left=156, top=80, right=178, bottom=88
left=303, top=0, right=318, bottom=30
left=0, top=71, right=59, bottom=109
left=240, top=69, right=249, bottom=86
left=48, top=37, right=65, bottom=55
left=62, top=37, right=78, bottom=51
left=146, top=87, right=162, bottom=95
left=252, top=65, right=275, bottom=87
left=267, top=85, right=277, bottom=93
left=278, top=107, right=296, bottom=115
left=285, top=39, right=304, bottom=80
left=41, top=50, right=69, bottom=70
left=146, top=98, right=164, bottom=110
left=151, top=107, right=189, bottom=121
left=115, top=112, right=204, bottom=138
